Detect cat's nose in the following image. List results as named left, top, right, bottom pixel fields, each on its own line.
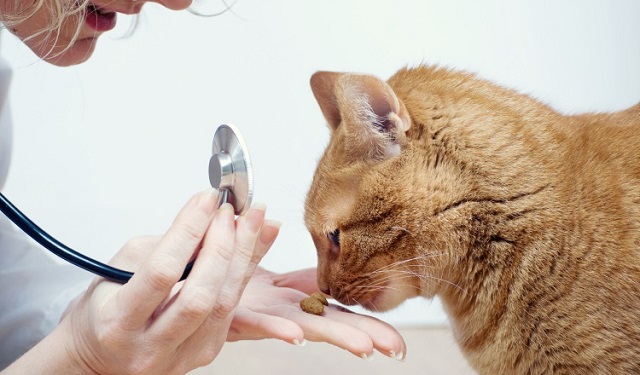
left=319, top=285, right=331, bottom=295
left=317, top=277, right=331, bottom=296
left=316, top=262, right=332, bottom=296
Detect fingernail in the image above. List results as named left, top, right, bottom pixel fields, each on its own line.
left=250, top=201, right=267, bottom=212
left=259, top=219, right=282, bottom=247
left=292, top=338, right=306, bottom=346
left=245, top=202, right=267, bottom=232
left=265, top=219, right=282, bottom=230
left=389, top=350, right=404, bottom=361
left=218, top=202, right=234, bottom=213
left=360, top=352, right=374, bottom=361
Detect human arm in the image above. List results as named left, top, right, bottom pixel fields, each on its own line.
left=2, top=189, right=279, bottom=375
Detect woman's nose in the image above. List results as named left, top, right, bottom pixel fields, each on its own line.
left=148, top=0, right=192, bottom=11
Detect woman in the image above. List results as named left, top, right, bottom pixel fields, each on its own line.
left=0, top=0, right=406, bottom=373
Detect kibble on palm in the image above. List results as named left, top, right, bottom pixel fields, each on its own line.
left=300, top=292, right=329, bottom=315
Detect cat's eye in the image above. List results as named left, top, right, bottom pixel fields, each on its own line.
left=328, top=229, right=340, bottom=248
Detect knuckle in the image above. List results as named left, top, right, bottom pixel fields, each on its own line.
left=147, top=257, right=183, bottom=291
left=211, top=292, right=237, bottom=320
left=172, top=220, right=206, bottom=246
left=248, top=247, right=265, bottom=267
left=208, top=241, right=235, bottom=264
left=235, top=242, right=256, bottom=263
left=180, top=286, right=214, bottom=320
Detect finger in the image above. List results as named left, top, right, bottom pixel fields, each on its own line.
left=268, top=304, right=375, bottom=358
left=256, top=219, right=281, bottom=258
left=272, top=268, right=319, bottom=294
left=178, top=207, right=280, bottom=338
left=212, top=203, right=269, bottom=319
left=149, top=202, right=237, bottom=342
left=226, top=307, right=304, bottom=344
left=168, top=211, right=281, bottom=369
left=117, top=189, right=219, bottom=328
left=321, top=306, right=407, bottom=360
left=166, top=217, right=282, bottom=353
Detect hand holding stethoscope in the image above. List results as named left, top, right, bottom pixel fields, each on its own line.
left=0, top=124, right=253, bottom=283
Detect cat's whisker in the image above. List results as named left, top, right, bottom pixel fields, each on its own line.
left=365, top=254, right=452, bottom=281
left=304, top=65, right=640, bottom=372
left=353, top=279, right=436, bottom=299
left=366, top=257, right=424, bottom=275
left=352, top=253, right=464, bottom=296
left=367, top=253, right=449, bottom=276
left=393, top=269, right=465, bottom=291
left=362, top=269, right=466, bottom=294
left=354, top=284, right=404, bottom=294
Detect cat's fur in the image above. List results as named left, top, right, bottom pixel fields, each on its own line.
left=304, top=66, right=640, bottom=374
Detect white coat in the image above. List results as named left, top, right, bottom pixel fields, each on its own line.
left=0, top=42, right=91, bottom=369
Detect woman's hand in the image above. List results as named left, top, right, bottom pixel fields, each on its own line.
left=228, top=268, right=407, bottom=361
left=3, top=189, right=280, bottom=375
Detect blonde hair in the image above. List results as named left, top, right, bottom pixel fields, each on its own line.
left=0, top=0, right=235, bottom=60
left=0, top=0, right=90, bottom=59
left=188, top=0, right=237, bottom=17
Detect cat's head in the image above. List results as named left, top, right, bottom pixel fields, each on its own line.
left=304, top=71, right=466, bottom=312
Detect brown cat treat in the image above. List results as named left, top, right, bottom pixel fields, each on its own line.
left=309, top=292, right=329, bottom=306
left=300, top=296, right=324, bottom=315
left=304, top=66, right=640, bottom=374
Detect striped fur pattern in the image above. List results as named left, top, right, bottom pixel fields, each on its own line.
left=304, top=66, right=640, bottom=374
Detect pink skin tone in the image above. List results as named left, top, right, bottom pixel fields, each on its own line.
left=6, top=0, right=191, bottom=66
left=0, top=1, right=407, bottom=372
left=2, top=190, right=406, bottom=374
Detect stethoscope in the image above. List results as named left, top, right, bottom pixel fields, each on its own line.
left=0, top=124, right=253, bottom=284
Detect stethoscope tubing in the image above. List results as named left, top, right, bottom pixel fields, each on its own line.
left=0, top=124, right=249, bottom=284
left=0, top=192, right=192, bottom=284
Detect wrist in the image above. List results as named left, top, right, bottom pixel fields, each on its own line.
left=2, top=319, right=97, bottom=375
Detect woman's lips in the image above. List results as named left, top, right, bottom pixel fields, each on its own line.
left=84, top=4, right=117, bottom=32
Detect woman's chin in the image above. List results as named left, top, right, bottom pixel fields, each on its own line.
left=38, top=37, right=98, bottom=66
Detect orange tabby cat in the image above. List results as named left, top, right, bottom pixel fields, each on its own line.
left=304, top=66, right=640, bottom=374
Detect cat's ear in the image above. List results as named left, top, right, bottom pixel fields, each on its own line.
left=310, top=71, right=343, bottom=130
left=310, top=71, right=411, bottom=161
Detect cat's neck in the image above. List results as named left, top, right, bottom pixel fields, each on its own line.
left=426, top=103, right=640, bottom=368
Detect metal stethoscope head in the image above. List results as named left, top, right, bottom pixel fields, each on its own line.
left=0, top=124, right=254, bottom=283
left=208, top=124, right=253, bottom=215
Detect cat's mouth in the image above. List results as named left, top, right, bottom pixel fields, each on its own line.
left=352, top=292, right=390, bottom=313
left=331, top=283, right=386, bottom=312
left=331, top=291, right=359, bottom=306
left=332, top=273, right=416, bottom=313
left=360, top=295, right=384, bottom=312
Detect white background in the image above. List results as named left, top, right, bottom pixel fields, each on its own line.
left=1, top=0, right=639, bottom=327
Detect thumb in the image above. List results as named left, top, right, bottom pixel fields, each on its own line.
left=272, top=268, right=320, bottom=295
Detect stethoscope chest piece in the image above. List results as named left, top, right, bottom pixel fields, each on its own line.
left=0, top=123, right=255, bottom=284
left=208, top=124, right=253, bottom=215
